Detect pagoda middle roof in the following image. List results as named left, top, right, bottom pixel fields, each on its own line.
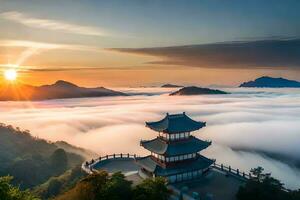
left=141, top=136, right=211, bottom=156
left=146, top=112, right=206, bottom=134
left=136, top=154, right=214, bottom=176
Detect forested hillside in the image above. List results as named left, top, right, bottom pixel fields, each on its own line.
left=0, top=123, right=93, bottom=189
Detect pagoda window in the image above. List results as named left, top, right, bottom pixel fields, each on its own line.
left=193, top=171, right=198, bottom=177
left=184, top=132, right=189, bottom=138
left=169, top=175, right=176, bottom=183
left=182, top=173, right=188, bottom=180
left=179, top=155, right=184, bottom=160
left=198, top=170, right=202, bottom=175
left=177, top=174, right=182, bottom=182
left=170, top=134, right=175, bottom=140
left=184, top=154, right=188, bottom=159
left=163, top=133, right=168, bottom=140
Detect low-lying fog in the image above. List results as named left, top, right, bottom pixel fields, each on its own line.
left=1, top=87, right=300, bottom=189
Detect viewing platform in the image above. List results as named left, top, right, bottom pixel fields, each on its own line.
left=82, top=153, right=249, bottom=200
left=81, top=113, right=249, bottom=199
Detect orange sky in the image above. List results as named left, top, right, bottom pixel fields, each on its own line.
left=0, top=1, right=300, bottom=87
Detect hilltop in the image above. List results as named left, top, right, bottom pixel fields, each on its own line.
left=170, top=86, right=228, bottom=96
left=240, top=76, right=300, bottom=88
left=0, top=80, right=127, bottom=101
left=0, top=123, right=96, bottom=189
left=161, top=84, right=183, bottom=88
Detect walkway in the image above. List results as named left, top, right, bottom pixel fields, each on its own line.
left=172, top=168, right=245, bottom=200
left=82, top=154, right=248, bottom=200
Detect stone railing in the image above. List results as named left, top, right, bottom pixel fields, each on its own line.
left=212, top=162, right=251, bottom=180
left=82, top=153, right=251, bottom=180
left=82, top=153, right=140, bottom=174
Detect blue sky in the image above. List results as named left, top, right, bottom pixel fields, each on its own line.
left=0, top=0, right=300, bottom=86
left=1, top=0, right=300, bottom=47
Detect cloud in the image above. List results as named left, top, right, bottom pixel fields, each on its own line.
left=0, top=39, right=103, bottom=67
left=0, top=11, right=109, bottom=37
left=109, top=39, right=300, bottom=69
left=0, top=40, right=102, bottom=52
left=0, top=88, right=300, bottom=188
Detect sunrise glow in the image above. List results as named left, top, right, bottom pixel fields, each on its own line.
left=4, top=69, right=17, bottom=81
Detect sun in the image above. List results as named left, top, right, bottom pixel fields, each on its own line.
left=4, top=69, right=18, bottom=81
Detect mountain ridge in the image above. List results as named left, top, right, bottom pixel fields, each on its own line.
left=0, top=80, right=127, bottom=101
left=170, top=86, right=228, bottom=96
left=240, top=76, right=300, bottom=88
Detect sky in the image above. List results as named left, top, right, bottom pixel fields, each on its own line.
left=0, top=0, right=300, bottom=86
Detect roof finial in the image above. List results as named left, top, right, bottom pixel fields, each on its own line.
left=183, top=112, right=186, bottom=115
left=166, top=112, right=169, bottom=116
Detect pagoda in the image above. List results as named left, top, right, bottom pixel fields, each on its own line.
left=136, top=112, right=214, bottom=183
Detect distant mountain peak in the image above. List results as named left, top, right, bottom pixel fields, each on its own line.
left=170, top=86, right=228, bottom=96
left=0, top=80, right=126, bottom=101
left=161, top=84, right=183, bottom=88
left=53, top=80, right=79, bottom=88
left=240, top=76, right=300, bottom=88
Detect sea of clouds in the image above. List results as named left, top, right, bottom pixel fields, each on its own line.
left=0, top=87, right=300, bottom=189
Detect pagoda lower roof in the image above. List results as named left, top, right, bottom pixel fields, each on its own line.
left=146, top=113, right=206, bottom=134
left=141, top=136, right=211, bottom=156
left=136, top=155, right=214, bottom=176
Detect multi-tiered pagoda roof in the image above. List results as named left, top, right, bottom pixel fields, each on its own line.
left=136, top=112, right=214, bottom=183
left=141, top=136, right=211, bottom=156
left=146, top=112, right=206, bottom=133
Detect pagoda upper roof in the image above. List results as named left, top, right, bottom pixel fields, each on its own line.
left=136, top=154, right=214, bottom=176
left=146, top=112, right=206, bottom=133
left=141, top=136, right=211, bottom=156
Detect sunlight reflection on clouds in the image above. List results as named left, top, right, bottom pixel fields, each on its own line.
left=0, top=87, right=300, bottom=188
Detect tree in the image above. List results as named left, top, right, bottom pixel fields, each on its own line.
left=55, top=172, right=170, bottom=200
left=99, top=172, right=132, bottom=200
left=132, top=177, right=169, bottom=200
left=0, top=176, right=40, bottom=200
left=236, top=167, right=291, bottom=200
left=55, top=171, right=109, bottom=200
left=50, top=149, right=68, bottom=175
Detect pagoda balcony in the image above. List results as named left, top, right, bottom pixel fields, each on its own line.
left=136, top=154, right=214, bottom=177
left=150, top=154, right=207, bottom=168
left=140, top=136, right=212, bottom=157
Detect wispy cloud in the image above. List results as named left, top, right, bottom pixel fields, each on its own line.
left=110, top=39, right=300, bottom=69
left=0, top=39, right=103, bottom=67
left=0, top=40, right=102, bottom=52
left=0, top=11, right=109, bottom=37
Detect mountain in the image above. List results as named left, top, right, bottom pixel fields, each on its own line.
left=161, top=84, right=183, bottom=88
left=170, top=86, right=228, bottom=96
left=0, top=80, right=127, bottom=101
left=240, top=76, right=300, bottom=88
left=0, top=123, right=97, bottom=189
